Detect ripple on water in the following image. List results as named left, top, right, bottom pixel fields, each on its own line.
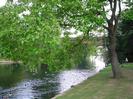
left=0, top=69, right=99, bottom=99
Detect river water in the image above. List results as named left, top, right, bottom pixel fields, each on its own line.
left=0, top=55, right=105, bottom=99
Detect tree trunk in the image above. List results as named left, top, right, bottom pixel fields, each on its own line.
left=103, top=0, right=122, bottom=78
left=108, top=29, right=122, bottom=78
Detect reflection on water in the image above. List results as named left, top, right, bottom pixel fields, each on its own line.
left=0, top=64, right=59, bottom=99
left=0, top=55, right=105, bottom=99
left=0, top=65, right=95, bottom=99
left=58, top=69, right=97, bottom=93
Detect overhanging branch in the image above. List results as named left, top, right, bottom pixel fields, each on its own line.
left=103, top=25, right=109, bottom=31
left=108, top=0, right=113, bottom=11
left=117, top=0, right=121, bottom=18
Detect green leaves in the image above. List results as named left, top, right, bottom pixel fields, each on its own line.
left=55, top=0, right=104, bottom=33
left=122, top=8, right=133, bottom=20
left=0, top=2, right=61, bottom=71
left=0, top=0, right=99, bottom=71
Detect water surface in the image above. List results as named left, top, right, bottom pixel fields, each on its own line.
left=0, top=64, right=98, bottom=99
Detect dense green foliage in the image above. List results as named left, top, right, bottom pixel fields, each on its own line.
left=117, top=8, right=133, bottom=63
left=0, top=0, right=131, bottom=72
left=0, top=1, right=99, bottom=71
left=55, top=0, right=104, bottom=32
left=122, top=8, right=133, bottom=20
left=0, top=2, right=61, bottom=71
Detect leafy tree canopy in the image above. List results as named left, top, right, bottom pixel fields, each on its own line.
left=0, top=1, right=100, bottom=71
left=0, top=2, right=61, bottom=71
left=122, top=8, right=133, bottom=20
left=117, top=7, right=133, bottom=63
left=3, top=0, right=131, bottom=72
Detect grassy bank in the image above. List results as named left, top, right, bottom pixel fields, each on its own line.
left=56, top=63, right=133, bottom=99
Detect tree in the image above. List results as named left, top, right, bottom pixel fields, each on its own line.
left=55, top=0, right=124, bottom=78
left=0, top=2, right=61, bottom=71
left=56, top=0, right=133, bottom=78
left=117, top=8, right=133, bottom=63
left=0, top=1, right=96, bottom=71
left=103, top=0, right=122, bottom=78
left=0, top=0, right=131, bottom=78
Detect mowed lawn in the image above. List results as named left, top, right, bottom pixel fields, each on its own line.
left=56, top=63, right=133, bottom=99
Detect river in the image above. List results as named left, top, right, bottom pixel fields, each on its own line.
left=0, top=55, right=105, bottom=99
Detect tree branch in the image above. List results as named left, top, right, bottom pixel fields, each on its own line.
left=114, top=0, right=121, bottom=30
left=103, top=25, right=109, bottom=31
left=103, top=6, right=110, bottom=23
left=117, top=0, right=121, bottom=18
left=108, top=0, right=113, bottom=11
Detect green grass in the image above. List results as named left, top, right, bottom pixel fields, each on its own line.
left=56, top=63, right=133, bottom=99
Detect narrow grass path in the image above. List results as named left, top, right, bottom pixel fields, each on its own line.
left=56, top=63, right=133, bottom=99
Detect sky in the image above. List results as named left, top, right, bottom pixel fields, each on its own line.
left=0, top=0, right=7, bottom=7
left=0, top=0, right=19, bottom=7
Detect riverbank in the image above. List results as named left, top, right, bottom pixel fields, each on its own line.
left=55, top=63, right=133, bottom=99
left=0, top=59, right=21, bottom=65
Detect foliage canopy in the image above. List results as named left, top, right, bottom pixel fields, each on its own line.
left=0, top=1, right=100, bottom=71
left=2, top=0, right=131, bottom=72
